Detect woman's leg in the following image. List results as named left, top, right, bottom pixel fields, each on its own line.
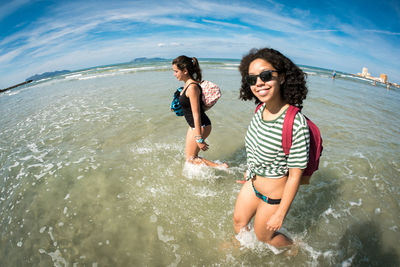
left=234, top=181, right=294, bottom=248
left=185, top=125, right=227, bottom=167
left=233, top=180, right=260, bottom=233
left=185, top=126, right=201, bottom=161
left=253, top=202, right=293, bottom=247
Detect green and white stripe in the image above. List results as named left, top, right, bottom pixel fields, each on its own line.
left=245, top=104, right=310, bottom=179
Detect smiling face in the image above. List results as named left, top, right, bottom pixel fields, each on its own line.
left=248, top=58, right=284, bottom=104
left=172, top=64, right=187, bottom=81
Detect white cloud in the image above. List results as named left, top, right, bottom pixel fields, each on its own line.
left=0, top=48, right=22, bottom=64
left=364, top=29, right=400, bottom=36
left=170, top=42, right=182, bottom=47
left=158, top=42, right=183, bottom=48
left=0, top=0, right=399, bottom=87
left=306, top=29, right=340, bottom=33
left=0, top=0, right=30, bottom=21
left=202, top=19, right=248, bottom=29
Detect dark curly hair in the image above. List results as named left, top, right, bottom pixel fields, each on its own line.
left=239, top=48, right=308, bottom=109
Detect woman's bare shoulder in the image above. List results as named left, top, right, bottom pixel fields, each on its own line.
left=186, top=82, right=201, bottom=96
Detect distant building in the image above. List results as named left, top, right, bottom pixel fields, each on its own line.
left=380, top=74, right=388, bottom=83
left=357, top=67, right=390, bottom=85
left=362, top=67, right=370, bottom=77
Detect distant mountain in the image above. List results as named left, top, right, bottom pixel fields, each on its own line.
left=131, top=57, right=167, bottom=63
left=26, top=70, right=71, bottom=81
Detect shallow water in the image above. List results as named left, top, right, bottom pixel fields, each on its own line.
left=0, top=61, right=399, bottom=266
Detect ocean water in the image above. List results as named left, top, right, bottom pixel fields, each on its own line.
left=0, top=59, right=399, bottom=266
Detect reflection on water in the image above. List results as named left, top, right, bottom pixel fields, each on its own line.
left=0, top=62, right=399, bottom=266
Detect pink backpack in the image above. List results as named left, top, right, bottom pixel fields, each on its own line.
left=200, top=80, right=221, bottom=110
left=255, top=104, right=323, bottom=185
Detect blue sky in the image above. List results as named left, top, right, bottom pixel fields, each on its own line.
left=1, top=0, right=399, bottom=88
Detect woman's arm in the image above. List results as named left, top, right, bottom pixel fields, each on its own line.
left=266, top=113, right=310, bottom=230
left=187, top=84, right=208, bottom=150
left=187, top=84, right=201, bottom=132
left=265, top=168, right=302, bottom=231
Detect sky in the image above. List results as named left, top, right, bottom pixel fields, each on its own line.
left=0, top=0, right=399, bottom=88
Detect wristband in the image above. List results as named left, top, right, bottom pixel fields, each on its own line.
left=196, top=138, right=204, bottom=143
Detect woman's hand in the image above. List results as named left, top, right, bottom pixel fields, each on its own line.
left=265, top=168, right=302, bottom=231
left=197, top=141, right=209, bottom=151
left=266, top=213, right=284, bottom=232
left=236, top=171, right=247, bottom=184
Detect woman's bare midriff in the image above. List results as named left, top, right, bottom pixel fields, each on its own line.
left=252, top=175, right=288, bottom=199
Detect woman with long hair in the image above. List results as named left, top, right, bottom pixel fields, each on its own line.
left=172, top=55, right=228, bottom=168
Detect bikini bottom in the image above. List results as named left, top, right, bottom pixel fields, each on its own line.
left=251, top=181, right=281, bottom=205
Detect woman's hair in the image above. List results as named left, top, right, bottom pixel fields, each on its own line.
left=172, top=55, right=202, bottom=82
left=238, top=48, right=308, bottom=108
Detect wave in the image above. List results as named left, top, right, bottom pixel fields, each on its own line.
left=223, top=63, right=239, bottom=66
left=65, top=73, right=83, bottom=79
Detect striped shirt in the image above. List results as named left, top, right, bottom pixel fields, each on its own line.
left=245, top=104, right=310, bottom=179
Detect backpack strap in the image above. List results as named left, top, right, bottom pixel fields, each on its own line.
left=282, top=105, right=300, bottom=155
left=255, top=103, right=263, bottom=113
left=182, top=82, right=200, bottom=93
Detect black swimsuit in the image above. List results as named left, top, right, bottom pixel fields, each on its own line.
left=179, top=83, right=211, bottom=128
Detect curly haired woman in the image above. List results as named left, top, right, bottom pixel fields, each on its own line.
left=233, top=48, right=310, bottom=248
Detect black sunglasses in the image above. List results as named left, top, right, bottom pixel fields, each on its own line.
left=245, top=70, right=279, bottom=86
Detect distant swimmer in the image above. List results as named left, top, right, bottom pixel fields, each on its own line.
left=172, top=55, right=228, bottom=168
left=332, top=70, right=336, bottom=79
